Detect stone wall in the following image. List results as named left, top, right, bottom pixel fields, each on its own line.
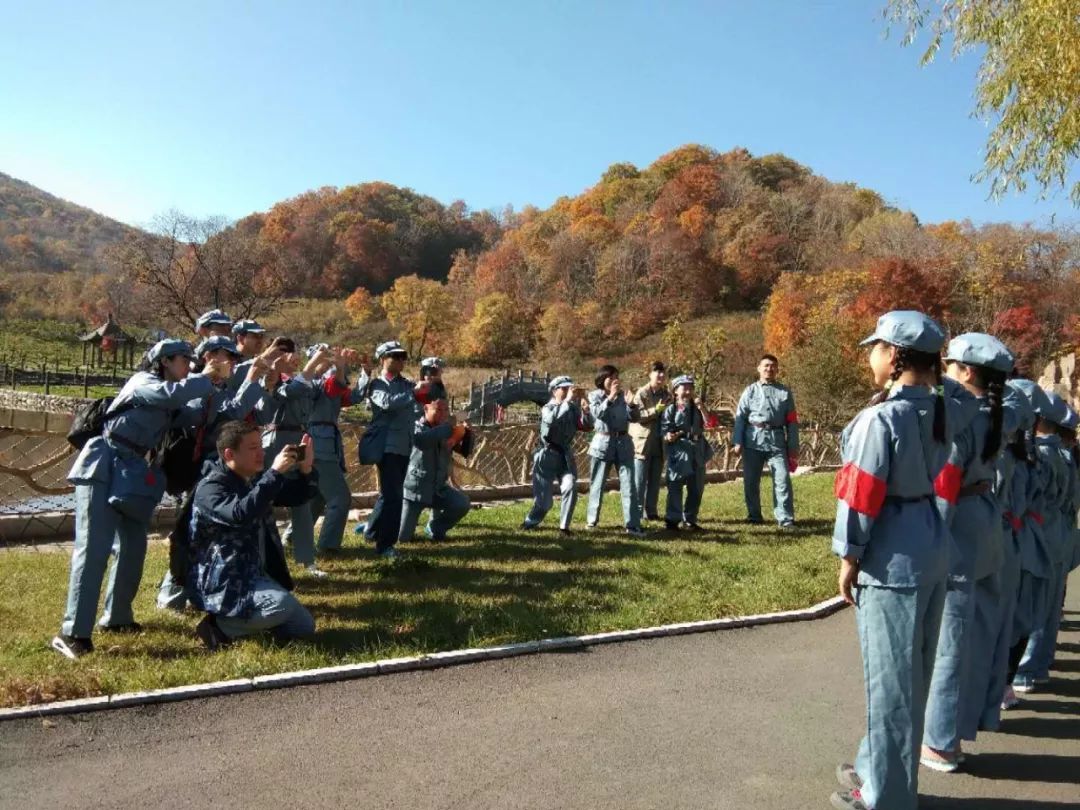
left=1038, top=353, right=1078, bottom=405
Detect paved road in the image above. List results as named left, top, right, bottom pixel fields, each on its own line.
left=2, top=573, right=1077, bottom=810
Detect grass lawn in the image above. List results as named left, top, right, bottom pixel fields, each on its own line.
left=0, top=474, right=840, bottom=708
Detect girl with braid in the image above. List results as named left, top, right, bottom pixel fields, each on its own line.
left=830, top=311, right=962, bottom=810
left=921, top=334, right=1014, bottom=771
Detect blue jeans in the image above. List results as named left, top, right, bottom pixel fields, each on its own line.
left=924, top=577, right=975, bottom=751
left=665, top=466, right=705, bottom=525
left=1018, top=561, right=1067, bottom=680
left=854, top=577, right=946, bottom=810
left=742, top=446, right=793, bottom=524
left=311, top=458, right=353, bottom=551
left=399, top=489, right=471, bottom=541
left=634, top=452, right=664, bottom=519
left=61, top=482, right=151, bottom=638
left=375, top=453, right=409, bottom=552
left=525, top=471, right=578, bottom=530
left=214, top=575, right=315, bottom=640
left=586, top=456, right=641, bottom=530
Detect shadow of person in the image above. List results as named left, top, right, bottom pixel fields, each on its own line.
left=960, top=752, right=1080, bottom=784
left=922, top=797, right=1080, bottom=809
left=997, top=713, right=1080, bottom=740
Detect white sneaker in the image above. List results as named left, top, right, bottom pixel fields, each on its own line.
left=303, top=565, right=329, bottom=578
left=920, top=751, right=959, bottom=773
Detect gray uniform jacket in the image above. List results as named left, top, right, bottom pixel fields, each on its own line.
left=256, top=374, right=317, bottom=457
left=184, top=380, right=265, bottom=460
left=404, top=418, right=455, bottom=505
left=732, top=382, right=799, bottom=454
left=367, top=373, right=416, bottom=458
left=587, top=389, right=640, bottom=464
left=661, top=402, right=712, bottom=481
left=310, top=369, right=369, bottom=465
left=68, top=371, right=214, bottom=484
left=534, top=399, right=593, bottom=479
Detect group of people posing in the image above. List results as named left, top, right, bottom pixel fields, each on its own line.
left=828, top=311, right=1078, bottom=810
left=49, top=314, right=802, bottom=659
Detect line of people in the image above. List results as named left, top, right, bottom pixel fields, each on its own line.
left=828, top=311, right=1079, bottom=810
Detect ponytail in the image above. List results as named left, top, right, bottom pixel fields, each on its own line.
left=870, top=344, right=945, bottom=443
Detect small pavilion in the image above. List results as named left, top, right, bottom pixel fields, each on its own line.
left=79, top=314, right=138, bottom=368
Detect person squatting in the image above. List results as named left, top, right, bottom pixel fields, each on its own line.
left=828, top=311, right=1078, bottom=810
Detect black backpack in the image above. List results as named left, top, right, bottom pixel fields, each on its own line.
left=158, top=427, right=203, bottom=496
left=66, top=398, right=138, bottom=450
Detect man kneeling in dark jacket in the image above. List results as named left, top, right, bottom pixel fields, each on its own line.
left=188, top=420, right=319, bottom=649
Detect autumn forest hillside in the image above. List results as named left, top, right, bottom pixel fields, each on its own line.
left=1, top=144, right=1078, bottom=422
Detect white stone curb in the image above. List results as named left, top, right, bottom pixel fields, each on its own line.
left=0, top=595, right=847, bottom=722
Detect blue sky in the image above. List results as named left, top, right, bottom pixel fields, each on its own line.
left=1, top=0, right=1076, bottom=228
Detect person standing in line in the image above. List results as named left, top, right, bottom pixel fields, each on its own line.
left=309, top=345, right=370, bottom=555
left=586, top=365, right=645, bottom=537
left=732, top=354, right=799, bottom=527
left=1014, top=391, right=1073, bottom=691
left=521, top=376, right=593, bottom=534
left=921, top=334, right=1012, bottom=773
left=630, top=361, right=672, bottom=522
left=51, top=340, right=230, bottom=659
left=661, top=375, right=711, bottom=532
left=829, top=311, right=964, bottom=810
left=1003, top=380, right=1055, bottom=698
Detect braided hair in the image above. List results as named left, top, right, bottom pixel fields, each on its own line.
left=967, top=365, right=1007, bottom=462
left=870, top=344, right=946, bottom=443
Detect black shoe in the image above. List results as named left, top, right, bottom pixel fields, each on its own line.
left=744, top=518, right=764, bottom=525
left=99, top=621, right=144, bottom=634
left=51, top=634, right=93, bottom=660
left=665, top=520, right=681, bottom=531
left=684, top=522, right=704, bottom=532
left=645, top=513, right=661, bottom=522
left=195, top=614, right=232, bottom=652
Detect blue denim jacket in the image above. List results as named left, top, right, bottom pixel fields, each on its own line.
left=403, top=418, right=454, bottom=505
left=256, top=374, right=318, bottom=458
left=833, top=385, right=958, bottom=588
left=587, top=390, right=639, bottom=464
left=310, top=369, right=369, bottom=464
left=187, top=461, right=318, bottom=618
left=367, top=373, right=416, bottom=458
left=661, top=402, right=711, bottom=482
left=935, top=400, right=1005, bottom=581
left=534, top=399, right=592, bottom=479
left=732, top=382, right=799, bottom=454
left=68, top=371, right=214, bottom=484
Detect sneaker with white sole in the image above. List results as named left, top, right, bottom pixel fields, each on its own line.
left=1001, top=685, right=1020, bottom=710
left=829, top=788, right=870, bottom=810
left=835, top=763, right=862, bottom=792
left=920, top=746, right=959, bottom=773
left=51, top=634, right=93, bottom=660
left=1013, top=676, right=1036, bottom=693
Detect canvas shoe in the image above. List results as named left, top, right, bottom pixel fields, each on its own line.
left=50, top=634, right=93, bottom=660
left=835, top=763, right=862, bottom=792
left=303, top=564, right=329, bottom=579
left=920, top=746, right=960, bottom=773
left=1001, top=685, right=1020, bottom=710
left=1013, top=676, right=1036, bottom=693
left=829, top=788, right=871, bottom=810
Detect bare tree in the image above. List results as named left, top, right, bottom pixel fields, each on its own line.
left=106, top=210, right=287, bottom=333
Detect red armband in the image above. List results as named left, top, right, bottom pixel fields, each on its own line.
left=934, top=463, right=963, bottom=505
left=834, top=462, right=887, bottom=518
left=324, top=375, right=352, bottom=406
left=1025, top=510, right=1044, bottom=526
left=786, top=410, right=799, bottom=425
